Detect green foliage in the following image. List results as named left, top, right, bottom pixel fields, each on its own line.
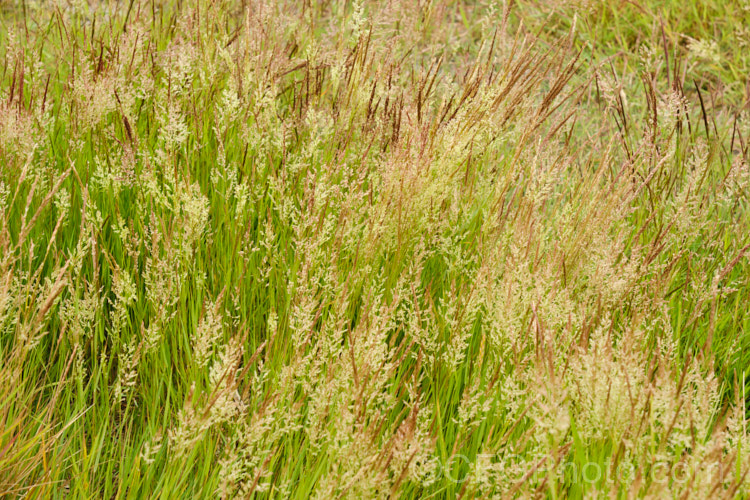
left=1, top=0, right=749, bottom=498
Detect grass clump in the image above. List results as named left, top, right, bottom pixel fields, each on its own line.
left=1, top=0, right=750, bottom=497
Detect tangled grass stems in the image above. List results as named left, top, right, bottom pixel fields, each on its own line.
left=1, top=0, right=750, bottom=497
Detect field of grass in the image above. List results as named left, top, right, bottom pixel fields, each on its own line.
left=2, top=0, right=750, bottom=497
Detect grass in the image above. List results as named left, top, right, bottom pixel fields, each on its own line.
left=1, top=0, right=750, bottom=497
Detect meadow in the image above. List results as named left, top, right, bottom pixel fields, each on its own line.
left=1, top=0, right=750, bottom=497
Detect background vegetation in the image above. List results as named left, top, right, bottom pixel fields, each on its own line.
left=1, top=0, right=750, bottom=497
